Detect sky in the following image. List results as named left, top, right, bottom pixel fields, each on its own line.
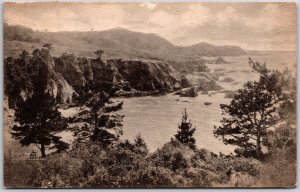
left=4, top=2, right=296, bottom=51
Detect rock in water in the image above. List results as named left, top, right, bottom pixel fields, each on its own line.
left=103, top=101, right=124, bottom=113
left=204, top=102, right=212, bottom=105
left=176, top=87, right=198, bottom=97
left=185, top=74, right=223, bottom=91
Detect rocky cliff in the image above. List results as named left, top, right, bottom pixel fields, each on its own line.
left=5, top=47, right=223, bottom=105
left=49, top=52, right=226, bottom=102
left=106, top=59, right=180, bottom=92
left=46, top=51, right=76, bottom=104
left=52, top=55, right=183, bottom=99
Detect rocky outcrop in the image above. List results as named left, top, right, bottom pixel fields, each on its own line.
left=78, top=58, right=93, bottom=81
left=54, top=73, right=75, bottom=104
left=192, top=72, right=215, bottom=81
left=47, top=52, right=225, bottom=101
left=54, top=54, right=86, bottom=89
left=185, top=74, right=223, bottom=91
left=91, top=58, right=124, bottom=85
left=38, top=51, right=76, bottom=104
left=54, top=57, right=182, bottom=97
left=106, top=59, right=179, bottom=92
left=175, top=87, right=198, bottom=97
left=103, top=100, right=123, bottom=113
left=45, top=72, right=75, bottom=104
left=173, top=71, right=223, bottom=97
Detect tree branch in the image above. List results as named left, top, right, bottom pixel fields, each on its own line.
left=34, top=143, right=41, bottom=150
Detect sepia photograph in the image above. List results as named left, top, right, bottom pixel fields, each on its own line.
left=3, top=2, right=297, bottom=188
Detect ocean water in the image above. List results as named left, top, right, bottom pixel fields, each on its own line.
left=117, top=51, right=296, bottom=153
left=118, top=94, right=233, bottom=153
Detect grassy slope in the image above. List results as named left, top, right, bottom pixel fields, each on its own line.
left=4, top=23, right=246, bottom=61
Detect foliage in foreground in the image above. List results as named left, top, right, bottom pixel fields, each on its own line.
left=5, top=139, right=262, bottom=188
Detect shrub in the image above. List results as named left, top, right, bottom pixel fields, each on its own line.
left=175, top=109, right=196, bottom=149
left=149, top=140, right=194, bottom=172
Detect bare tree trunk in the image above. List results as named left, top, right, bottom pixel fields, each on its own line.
left=256, top=131, right=262, bottom=159
left=41, top=143, right=46, bottom=158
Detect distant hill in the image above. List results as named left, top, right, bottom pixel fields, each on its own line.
left=182, top=42, right=245, bottom=57
left=4, top=23, right=246, bottom=60
left=4, top=23, right=40, bottom=43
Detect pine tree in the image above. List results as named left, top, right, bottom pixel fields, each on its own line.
left=11, top=51, right=69, bottom=158
left=214, top=59, right=283, bottom=159
left=133, top=132, right=148, bottom=154
left=134, top=132, right=147, bottom=148
left=175, top=109, right=196, bottom=149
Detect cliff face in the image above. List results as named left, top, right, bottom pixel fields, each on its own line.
left=6, top=48, right=222, bottom=105
left=106, top=59, right=180, bottom=92
left=49, top=54, right=225, bottom=102
left=90, top=58, right=124, bottom=85
left=53, top=54, right=86, bottom=88
left=52, top=57, right=182, bottom=100
left=47, top=54, right=75, bottom=104
left=5, top=47, right=221, bottom=105
left=53, top=73, right=75, bottom=104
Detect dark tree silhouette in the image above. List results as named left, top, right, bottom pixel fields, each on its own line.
left=74, top=88, right=122, bottom=147
left=134, top=132, right=147, bottom=148
left=133, top=132, right=148, bottom=154
left=94, top=50, right=104, bottom=59
left=90, top=113, right=119, bottom=147
left=11, top=52, right=69, bottom=158
left=4, top=51, right=33, bottom=108
left=214, top=59, right=283, bottom=159
left=175, top=109, right=196, bottom=149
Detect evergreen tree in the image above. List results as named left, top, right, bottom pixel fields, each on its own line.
left=11, top=52, right=69, bottom=158
left=85, top=91, right=118, bottom=147
left=4, top=51, right=32, bottom=108
left=72, top=51, right=123, bottom=147
left=214, top=59, right=283, bottom=159
left=175, top=109, right=196, bottom=149
left=134, top=132, right=147, bottom=148
left=90, top=113, right=119, bottom=147
left=134, top=132, right=148, bottom=154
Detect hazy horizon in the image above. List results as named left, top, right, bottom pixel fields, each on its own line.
left=4, top=2, right=296, bottom=51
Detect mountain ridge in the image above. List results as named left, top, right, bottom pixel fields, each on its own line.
left=4, top=23, right=246, bottom=60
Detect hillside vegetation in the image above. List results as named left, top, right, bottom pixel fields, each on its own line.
left=4, top=23, right=245, bottom=61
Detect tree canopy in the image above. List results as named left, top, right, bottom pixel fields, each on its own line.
left=175, top=109, right=196, bottom=149
left=11, top=49, right=69, bottom=157
left=214, top=58, right=284, bottom=159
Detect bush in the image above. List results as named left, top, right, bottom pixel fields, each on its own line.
left=7, top=137, right=262, bottom=188
left=149, top=140, right=194, bottom=172
left=255, top=124, right=296, bottom=187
